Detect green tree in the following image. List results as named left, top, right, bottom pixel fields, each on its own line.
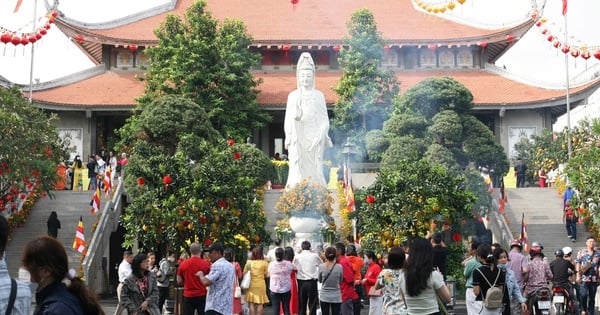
left=118, top=95, right=272, bottom=253
left=138, top=0, right=270, bottom=140
left=332, top=9, right=400, bottom=152
left=0, top=87, right=65, bottom=206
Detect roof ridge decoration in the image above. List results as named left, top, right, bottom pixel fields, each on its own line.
left=54, top=0, right=177, bottom=30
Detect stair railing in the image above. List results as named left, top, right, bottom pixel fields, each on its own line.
left=484, top=190, right=514, bottom=250
left=82, top=174, right=126, bottom=294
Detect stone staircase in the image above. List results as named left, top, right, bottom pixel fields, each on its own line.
left=503, top=187, right=585, bottom=254
left=5, top=190, right=103, bottom=278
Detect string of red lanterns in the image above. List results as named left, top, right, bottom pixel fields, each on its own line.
left=0, top=1, right=59, bottom=47
left=535, top=17, right=600, bottom=61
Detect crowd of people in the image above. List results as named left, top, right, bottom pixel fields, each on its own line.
left=68, top=151, right=127, bottom=191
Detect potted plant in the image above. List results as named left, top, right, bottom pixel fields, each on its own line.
left=272, top=160, right=289, bottom=188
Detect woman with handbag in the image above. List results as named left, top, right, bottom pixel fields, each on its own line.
left=362, top=250, right=382, bottom=315
left=225, top=249, right=244, bottom=315
left=318, top=247, right=343, bottom=315
left=244, top=247, right=270, bottom=315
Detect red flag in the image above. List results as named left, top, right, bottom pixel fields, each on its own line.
left=13, top=0, right=24, bottom=13
left=519, top=213, right=529, bottom=253
left=562, top=0, right=568, bottom=15
left=73, top=216, right=87, bottom=255
left=90, top=187, right=100, bottom=214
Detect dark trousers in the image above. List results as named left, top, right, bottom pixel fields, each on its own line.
left=566, top=220, right=577, bottom=239
left=183, top=295, right=206, bottom=315
left=580, top=281, right=597, bottom=315
left=205, top=311, right=223, bottom=315
left=158, top=286, right=169, bottom=313
left=297, top=279, right=319, bottom=315
left=352, top=298, right=361, bottom=315
left=272, top=291, right=291, bottom=315
left=320, top=301, right=341, bottom=315
left=517, top=174, right=526, bottom=188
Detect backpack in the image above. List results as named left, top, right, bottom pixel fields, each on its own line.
left=157, top=258, right=170, bottom=283
left=476, top=268, right=503, bottom=309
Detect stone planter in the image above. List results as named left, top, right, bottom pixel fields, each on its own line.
left=289, top=215, right=325, bottom=247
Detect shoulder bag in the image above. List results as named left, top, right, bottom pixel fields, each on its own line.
left=240, top=261, right=252, bottom=290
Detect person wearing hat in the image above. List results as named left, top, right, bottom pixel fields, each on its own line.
left=550, top=249, right=578, bottom=315
left=197, top=243, right=236, bottom=315
left=506, top=239, right=528, bottom=294
left=523, top=243, right=552, bottom=301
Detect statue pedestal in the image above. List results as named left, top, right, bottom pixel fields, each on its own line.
left=289, top=215, right=325, bottom=249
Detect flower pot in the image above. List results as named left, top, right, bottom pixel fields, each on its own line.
left=289, top=216, right=323, bottom=234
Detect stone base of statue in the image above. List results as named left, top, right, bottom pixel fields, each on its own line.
left=288, top=215, right=326, bottom=250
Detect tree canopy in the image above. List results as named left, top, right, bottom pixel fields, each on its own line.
left=137, top=0, right=270, bottom=140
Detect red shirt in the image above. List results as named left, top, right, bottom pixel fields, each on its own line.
left=337, top=255, right=359, bottom=302
left=177, top=256, right=211, bottom=297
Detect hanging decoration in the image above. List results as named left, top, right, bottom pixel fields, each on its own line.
left=412, top=0, right=463, bottom=14
left=282, top=44, right=290, bottom=56
left=534, top=15, right=600, bottom=63
left=0, top=0, right=59, bottom=47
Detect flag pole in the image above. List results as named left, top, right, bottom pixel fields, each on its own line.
left=563, top=1, right=572, bottom=159
left=28, top=0, right=38, bottom=103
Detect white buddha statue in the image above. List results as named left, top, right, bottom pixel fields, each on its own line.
left=284, top=52, right=333, bottom=188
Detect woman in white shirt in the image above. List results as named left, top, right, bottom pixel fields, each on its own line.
left=268, top=248, right=294, bottom=315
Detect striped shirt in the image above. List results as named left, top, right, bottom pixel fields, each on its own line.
left=0, top=259, right=31, bottom=315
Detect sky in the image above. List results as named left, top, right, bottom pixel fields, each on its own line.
left=0, top=0, right=599, bottom=89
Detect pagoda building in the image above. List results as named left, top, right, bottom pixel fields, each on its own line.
left=13, top=0, right=600, bottom=160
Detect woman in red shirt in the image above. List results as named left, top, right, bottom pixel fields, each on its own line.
left=362, top=250, right=382, bottom=315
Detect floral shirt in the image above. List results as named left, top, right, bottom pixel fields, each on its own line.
left=575, top=249, right=600, bottom=282
left=523, top=257, right=553, bottom=296
left=205, top=257, right=236, bottom=315
left=377, top=269, right=406, bottom=315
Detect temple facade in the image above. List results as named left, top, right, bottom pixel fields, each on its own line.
left=8, top=0, right=600, bottom=161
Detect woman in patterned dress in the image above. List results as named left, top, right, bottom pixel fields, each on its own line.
left=376, top=246, right=407, bottom=315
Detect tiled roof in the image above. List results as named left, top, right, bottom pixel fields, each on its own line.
left=31, top=70, right=599, bottom=109
left=60, top=0, right=530, bottom=45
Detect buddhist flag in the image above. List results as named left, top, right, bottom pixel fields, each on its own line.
left=90, top=187, right=100, bottom=214
left=519, top=213, right=529, bottom=253
left=562, top=0, right=568, bottom=15
left=103, top=167, right=112, bottom=195
left=73, top=216, right=87, bottom=255
left=344, top=165, right=355, bottom=212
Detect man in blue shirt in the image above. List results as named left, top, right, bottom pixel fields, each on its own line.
left=0, top=216, right=31, bottom=315
left=197, top=243, right=235, bottom=315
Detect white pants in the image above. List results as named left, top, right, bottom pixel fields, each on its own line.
left=368, top=296, right=382, bottom=315
left=466, top=288, right=478, bottom=315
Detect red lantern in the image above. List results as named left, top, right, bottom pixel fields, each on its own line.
left=561, top=45, right=570, bottom=54
left=581, top=51, right=591, bottom=60
left=428, top=44, right=437, bottom=51
left=218, top=200, right=228, bottom=208
left=44, top=24, right=51, bottom=30
left=282, top=44, right=290, bottom=56
left=182, top=220, right=190, bottom=227
left=594, top=50, right=600, bottom=60
left=571, top=49, right=580, bottom=58
left=0, top=33, right=11, bottom=44
left=204, top=238, right=212, bottom=247
left=233, top=152, right=241, bottom=160
left=75, top=35, right=84, bottom=43
left=383, top=45, right=391, bottom=52
left=35, top=33, right=42, bottom=40
left=162, top=175, right=172, bottom=185
left=48, top=18, right=54, bottom=24
left=137, top=178, right=145, bottom=185
left=11, top=36, right=21, bottom=45
left=535, top=21, right=543, bottom=27
left=553, top=40, right=561, bottom=48
left=452, top=233, right=462, bottom=242
left=547, top=35, right=554, bottom=42
left=28, top=35, right=37, bottom=44
left=199, top=216, right=208, bottom=224
left=40, top=29, right=47, bottom=35
left=366, top=195, right=375, bottom=204
left=129, top=45, right=137, bottom=52
left=51, top=11, right=58, bottom=18
left=479, top=42, right=488, bottom=48
left=227, top=138, right=235, bottom=146
left=332, top=45, right=340, bottom=52
left=541, top=28, right=548, bottom=35
left=506, top=34, right=514, bottom=42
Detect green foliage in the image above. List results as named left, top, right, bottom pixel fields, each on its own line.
left=394, top=77, right=473, bottom=118
left=122, top=140, right=272, bottom=252
left=357, top=160, right=475, bottom=251
left=138, top=0, right=270, bottom=140
left=383, top=112, right=429, bottom=138
left=429, top=110, right=463, bottom=145
left=332, top=8, right=400, bottom=146
left=381, top=136, right=428, bottom=169
left=461, top=116, right=509, bottom=174
left=425, top=143, right=460, bottom=173
left=364, top=130, right=389, bottom=162
left=0, top=87, right=65, bottom=203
